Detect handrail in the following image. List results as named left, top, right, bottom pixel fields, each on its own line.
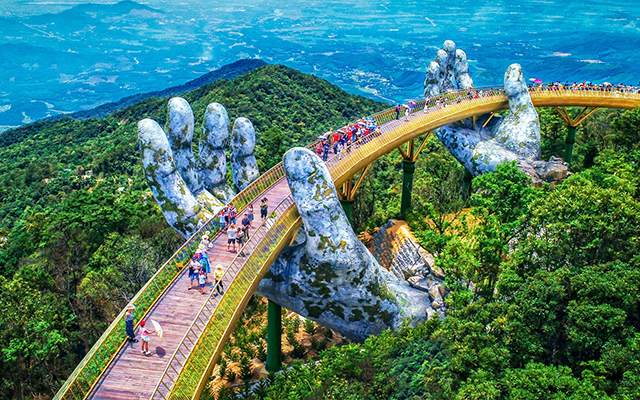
left=54, top=82, right=640, bottom=400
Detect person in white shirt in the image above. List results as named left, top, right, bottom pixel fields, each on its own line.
left=227, top=224, right=237, bottom=252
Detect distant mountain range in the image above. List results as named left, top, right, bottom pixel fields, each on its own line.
left=44, top=59, right=267, bottom=122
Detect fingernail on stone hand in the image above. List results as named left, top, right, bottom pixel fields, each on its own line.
left=257, top=148, right=431, bottom=342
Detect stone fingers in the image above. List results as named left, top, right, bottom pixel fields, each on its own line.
left=138, top=119, right=214, bottom=238
left=231, top=117, right=260, bottom=192
left=199, top=103, right=235, bottom=202
left=494, top=64, right=541, bottom=160
left=425, top=40, right=473, bottom=97
left=283, top=147, right=361, bottom=266
left=167, top=97, right=224, bottom=211
left=454, top=49, right=473, bottom=90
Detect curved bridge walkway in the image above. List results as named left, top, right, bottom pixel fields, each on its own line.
left=54, top=86, right=640, bottom=400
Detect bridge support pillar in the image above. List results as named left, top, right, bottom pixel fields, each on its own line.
left=340, top=199, right=355, bottom=224
left=564, top=125, right=577, bottom=166
left=400, top=160, right=415, bottom=218
left=554, top=106, right=599, bottom=167
left=266, top=300, right=282, bottom=373
left=397, top=133, right=431, bottom=219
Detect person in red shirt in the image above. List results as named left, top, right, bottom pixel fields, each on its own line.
left=332, top=132, right=340, bottom=154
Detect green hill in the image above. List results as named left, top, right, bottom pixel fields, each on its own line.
left=0, top=64, right=386, bottom=399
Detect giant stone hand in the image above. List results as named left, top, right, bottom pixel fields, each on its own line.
left=424, top=39, right=473, bottom=96
left=138, top=97, right=259, bottom=238
left=426, top=40, right=567, bottom=182
left=257, top=148, right=432, bottom=342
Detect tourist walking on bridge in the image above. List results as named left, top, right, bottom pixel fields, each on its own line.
left=322, top=140, right=330, bottom=161
left=247, top=203, right=254, bottom=228
left=187, top=258, right=200, bottom=290
left=125, top=304, right=138, bottom=343
left=227, top=223, right=237, bottom=252
left=395, top=104, right=401, bottom=120
left=139, top=320, right=155, bottom=356
left=260, top=198, right=269, bottom=222
left=198, top=270, right=207, bottom=295
left=213, top=265, right=225, bottom=297
left=241, top=214, right=250, bottom=239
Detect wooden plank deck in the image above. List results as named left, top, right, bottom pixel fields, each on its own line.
left=87, top=111, right=424, bottom=400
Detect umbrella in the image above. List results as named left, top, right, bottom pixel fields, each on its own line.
left=533, top=79, right=543, bottom=83
left=151, top=319, right=163, bottom=339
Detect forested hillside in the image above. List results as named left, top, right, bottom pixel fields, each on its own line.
left=0, top=65, right=386, bottom=399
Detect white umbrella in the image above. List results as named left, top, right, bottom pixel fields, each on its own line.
left=151, top=319, right=163, bottom=339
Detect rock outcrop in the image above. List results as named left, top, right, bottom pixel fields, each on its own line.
left=372, top=220, right=448, bottom=319
left=257, top=148, right=431, bottom=342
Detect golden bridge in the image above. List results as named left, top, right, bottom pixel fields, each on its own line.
left=53, top=86, right=640, bottom=400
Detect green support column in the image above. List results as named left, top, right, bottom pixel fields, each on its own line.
left=340, top=199, right=355, bottom=224
left=565, top=125, right=577, bottom=166
left=400, top=160, right=416, bottom=218
left=266, top=300, right=282, bottom=373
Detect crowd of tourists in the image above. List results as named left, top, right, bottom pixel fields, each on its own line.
left=184, top=198, right=271, bottom=294
left=530, top=81, right=640, bottom=94
left=314, top=117, right=379, bottom=161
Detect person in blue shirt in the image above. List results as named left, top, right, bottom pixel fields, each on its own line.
left=322, top=140, right=330, bottom=161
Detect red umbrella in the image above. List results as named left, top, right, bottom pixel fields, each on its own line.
left=533, top=79, right=543, bottom=83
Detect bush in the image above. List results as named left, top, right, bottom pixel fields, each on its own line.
left=303, top=318, right=317, bottom=335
